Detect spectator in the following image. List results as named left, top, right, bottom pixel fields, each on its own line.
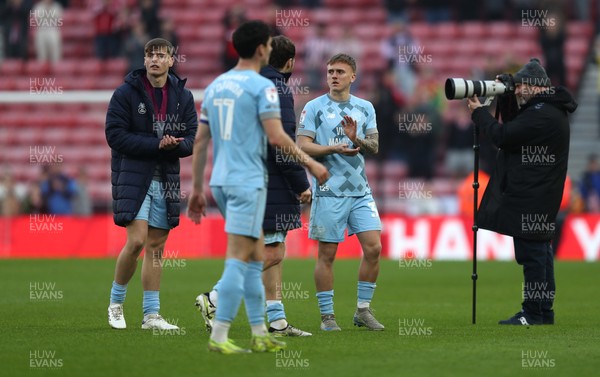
left=221, top=6, right=246, bottom=70
left=539, top=10, right=566, bottom=88
left=92, top=0, right=118, bottom=59
left=2, top=0, right=31, bottom=59
left=384, top=0, right=409, bottom=22
left=303, top=23, right=333, bottom=91
left=160, top=17, right=179, bottom=69
left=380, top=20, right=418, bottom=96
left=368, top=69, right=407, bottom=161
left=579, top=154, right=600, bottom=212
left=73, top=167, right=92, bottom=216
left=422, top=0, right=451, bottom=23
left=403, top=91, right=440, bottom=179
left=444, top=105, right=473, bottom=177
left=139, top=0, right=161, bottom=38
left=0, top=174, right=22, bottom=216
left=22, top=182, right=45, bottom=214
left=113, top=5, right=134, bottom=56
left=160, top=18, right=178, bottom=52
left=124, top=19, right=148, bottom=72
left=40, top=165, right=78, bottom=215
left=32, top=0, right=63, bottom=62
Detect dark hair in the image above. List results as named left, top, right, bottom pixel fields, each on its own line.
left=144, top=38, right=175, bottom=56
left=269, top=35, right=295, bottom=69
left=232, top=20, right=271, bottom=59
left=327, top=53, right=357, bottom=73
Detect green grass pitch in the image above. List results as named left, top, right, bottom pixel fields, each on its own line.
left=1, top=259, right=599, bottom=377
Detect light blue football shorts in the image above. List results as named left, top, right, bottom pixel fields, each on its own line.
left=134, top=180, right=170, bottom=229
left=211, top=185, right=267, bottom=239
left=264, top=230, right=287, bottom=245
left=308, top=193, right=381, bottom=242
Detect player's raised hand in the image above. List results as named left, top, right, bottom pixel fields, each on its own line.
left=307, top=160, right=329, bottom=185
left=187, top=189, right=207, bottom=224
left=341, top=115, right=357, bottom=142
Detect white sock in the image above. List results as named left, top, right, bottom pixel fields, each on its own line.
left=357, top=301, right=370, bottom=309
left=251, top=323, right=268, bottom=337
left=266, top=300, right=281, bottom=307
left=209, top=290, right=218, bottom=306
left=210, top=320, right=230, bottom=343
left=270, top=318, right=288, bottom=330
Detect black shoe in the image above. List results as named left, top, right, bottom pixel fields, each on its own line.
left=542, top=311, right=554, bottom=325
left=498, top=311, right=541, bottom=325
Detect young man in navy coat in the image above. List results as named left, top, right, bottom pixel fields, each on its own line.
left=105, top=38, right=197, bottom=330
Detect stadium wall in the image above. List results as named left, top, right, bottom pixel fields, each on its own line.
left=1, top=215, right=598, bottom=260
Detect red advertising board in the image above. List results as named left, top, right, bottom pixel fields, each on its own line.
left=1, top=214, right=598, bottom=260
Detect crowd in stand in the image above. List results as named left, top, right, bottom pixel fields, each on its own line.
left=0, top=165, right=92, bottom=216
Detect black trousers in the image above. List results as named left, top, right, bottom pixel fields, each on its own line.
left=513, top=238, right=555, bottom=322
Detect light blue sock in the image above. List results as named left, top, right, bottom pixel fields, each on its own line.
left=316, top=290, right=334, bottom=315
left=243, top=261, right=265, bottom=326
left=214, top=259, right=247, bottom=323
left=143, top=290, right=160, bottom=315
left=357, top=281, right=376, bottom=305
left=266, top=301, right=286, bottom=323
left=213, top=279, right=221, bottom=292
left=110, top=281, right=127, bottom=304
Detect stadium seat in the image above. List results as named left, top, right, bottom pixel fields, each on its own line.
left=382, top=161, right=409, bottom=180
left=77, top=59, right=103, bottom=76
left=434, top=22, right=461, bottom=39
left=40, top=128, right=70, bottom=145
left=25, top=61, right=51, bottom=76
left=565, top=38, right=590, bottom=56
left=567, top=21, right=594, bottom=39
left=0, top=77, right=18, bottom=91
left=409, top=22, right=433, bottom=40
left=50, top=60, right=79, bottom=77
left=461, top=22, right=488, bottom=39
left=488, top=22, right=516, bottom=39
left=0, top=59, right=24, bottom=76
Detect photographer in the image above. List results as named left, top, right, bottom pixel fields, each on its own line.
left=467, top=58, right=577, bottom=325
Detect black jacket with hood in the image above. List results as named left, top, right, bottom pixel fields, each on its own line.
left=472, top=86, right=577, bottom=241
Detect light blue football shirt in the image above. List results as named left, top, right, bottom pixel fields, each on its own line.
left=298, top=94, right=378, bottom=197
left=200, top=69, right=281, bottom=188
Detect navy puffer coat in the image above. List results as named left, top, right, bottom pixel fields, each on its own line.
left=105, top=69, right=197, bottom=228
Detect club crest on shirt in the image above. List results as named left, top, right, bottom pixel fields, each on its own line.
left=299, top=110, right=306, bottom=126
left=138, top=102, right=147, bottom=114
left=266, top=87, right=278, bottom=103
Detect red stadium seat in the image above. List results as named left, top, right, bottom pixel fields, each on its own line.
left=0, top=59, right=24, bottom=76
left=409, top=22, right=433, bottom=40
left=567, top=21, right=594, bottom=39
left=0, top=77, right=18, bottom=90
left=50, top=60, right=79, bottom=77
left=25, top=61, right=51, bottom=76
left=434, top=22, right=461, bottom=39
left=461, top=22, right=488, bottom=39
left=488, top=22, right=516, bottom=39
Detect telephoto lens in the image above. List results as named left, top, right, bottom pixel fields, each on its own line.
left=445, top=78, right=507, bottom=100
